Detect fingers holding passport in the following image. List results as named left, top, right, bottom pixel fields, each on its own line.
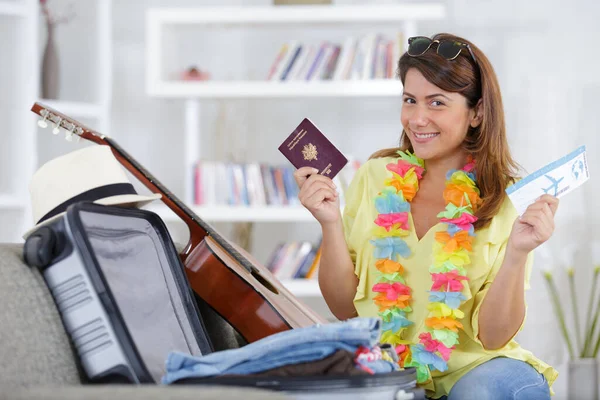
left=302, top=180, right=337, bottom=202
left=293, top=167, right=316, bottom=187
left=294, top=167, right=337, bottom=190
left=294, top=167, right=339, bottom=220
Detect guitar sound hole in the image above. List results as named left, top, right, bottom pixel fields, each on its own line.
left=251, top=268, right=279, bottom=295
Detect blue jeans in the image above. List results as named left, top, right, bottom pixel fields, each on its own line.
left=161, top=317, right=395, bottom=384
left=435, top=357, right=551, bottom=400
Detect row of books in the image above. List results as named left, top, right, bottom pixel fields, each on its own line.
left=266, top=241, right=322, bottom=280
left=194, top=162, right=298, bottom=207
left=193, top=160, right=362, bottom=207
left=267, top=32, right=405, bottom=82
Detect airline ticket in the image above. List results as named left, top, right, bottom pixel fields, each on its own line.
left=506, top=145, right=590, bottom=215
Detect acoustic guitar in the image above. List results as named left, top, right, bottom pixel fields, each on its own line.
left=31, top=102, right=327, bottom=344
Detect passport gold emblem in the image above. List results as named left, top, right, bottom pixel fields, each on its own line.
left=302, top=143, right=318, bottom=161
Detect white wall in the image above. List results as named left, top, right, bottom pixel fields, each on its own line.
left=4, top=0, right=600, bottom=397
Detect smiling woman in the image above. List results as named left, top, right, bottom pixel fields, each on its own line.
left=294, top=33, right=559, bottom=400
left=372, top=32, right=511, bottom=231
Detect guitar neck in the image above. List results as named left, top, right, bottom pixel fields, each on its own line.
left=104, top=138, right=255, bottom=273
left=103, top=137, right=204, bottom=229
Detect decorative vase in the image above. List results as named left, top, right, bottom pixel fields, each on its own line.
left=568, top=358, right=598, bottom=400
left=41, top=23, right=59, bottom=100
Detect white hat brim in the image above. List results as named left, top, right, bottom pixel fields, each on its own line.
left=22, top=192, right=162, bottom=240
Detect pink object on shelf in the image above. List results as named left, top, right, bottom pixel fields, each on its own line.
left=181, top=66, right=211, bottom=81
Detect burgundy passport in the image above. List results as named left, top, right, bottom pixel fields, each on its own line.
left=278, top=118, right=348, bottom=179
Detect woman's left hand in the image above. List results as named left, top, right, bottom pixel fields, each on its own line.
left=508, top=194, right=559, bottom=255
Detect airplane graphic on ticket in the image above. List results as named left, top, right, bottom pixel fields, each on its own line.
left=506, top=145, right=590, bottom=215
left=542, top=175, right=564, bottom=196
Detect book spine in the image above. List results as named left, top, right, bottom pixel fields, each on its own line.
left=288, top=45, right=310, bottom=80
left=271, top=40, right=298, bottom=81
left=322, top=45, right=341, bottom=80
left=267, top=43, right=289, bottom=80
left=306, top=42, right=328, bottom=80
left=333, top=36, right=354, bottom=80
left=386, top=40, right=394, bottom=79
left=280, top=45, right=303, bottom=81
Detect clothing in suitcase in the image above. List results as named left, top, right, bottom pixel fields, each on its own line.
left=23, top=202, right=214, bottom=384
left=163, top=316, right=425, bottom=400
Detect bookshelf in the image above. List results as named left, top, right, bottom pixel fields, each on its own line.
left=35, top=0, right=113, bottom=134
left=0, top=0, right=113, bottom=243
left=144, top=4, right=446, bottom=298
left=0, top=0, right=38, bottom=243
left=145, top=4, right=444, bottom=99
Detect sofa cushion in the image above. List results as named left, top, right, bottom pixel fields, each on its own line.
left=0, top=243, right=82, bottom=388
left=0, top=385, right=290, bottom=400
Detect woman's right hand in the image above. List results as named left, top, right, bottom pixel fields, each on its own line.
left=293, top=167, right=340, bottom=225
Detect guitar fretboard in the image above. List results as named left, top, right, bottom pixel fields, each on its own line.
left=105, top=137, right=254, bottom=274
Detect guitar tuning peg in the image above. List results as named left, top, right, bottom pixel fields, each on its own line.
left=37, top=115, right=48, bottom=128
left=52, top=118, right=62, bottom=135
left=65, top=126, right=77, bottom=142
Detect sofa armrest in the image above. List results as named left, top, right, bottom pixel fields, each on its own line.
left=1, top=385, right=291, bottom=400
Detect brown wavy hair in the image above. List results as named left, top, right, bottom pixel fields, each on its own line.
left=370, top=33, right=520, bottom=229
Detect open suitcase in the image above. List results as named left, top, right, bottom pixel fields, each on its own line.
left=23, top=202, right=425, bottom=399
left=174, top=371, right=424, bottom=400
left=23, top=201, right=214, bottom=383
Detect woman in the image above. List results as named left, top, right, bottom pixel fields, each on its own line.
left=293, top=33, right=558, bottom=399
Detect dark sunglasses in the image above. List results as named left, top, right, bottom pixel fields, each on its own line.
left=407, top=36, right=478, bottom=65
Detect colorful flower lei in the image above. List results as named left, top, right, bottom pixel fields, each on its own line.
left=370, top=150, right=482, bottom=384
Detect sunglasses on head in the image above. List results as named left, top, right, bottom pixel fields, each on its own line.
left=407, top=36, right=478, bottom=65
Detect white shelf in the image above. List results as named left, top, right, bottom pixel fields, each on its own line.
left=150, top=205, right=330, bottom=223
left=0, top=2, right=27, bottom=17
left=0, top=1, right=113, bottom=242
left=281, top=279, right=320, bottom=297
left=38, top=99, right=105, bottom=120
left=148, top=79, right=403, bottom=99
left=146, top=4, right=442, bottom=99
left=148, top=4, right=445, bottom=25
left=0, top=195, right=25, bottom=209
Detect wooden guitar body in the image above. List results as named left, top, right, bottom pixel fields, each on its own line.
left=184, top=236, right=323, bottom=343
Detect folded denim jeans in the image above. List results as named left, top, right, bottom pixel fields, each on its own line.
left=241, top=349, right=368, bottom=377
left=162, top=317, right=383, bottom=384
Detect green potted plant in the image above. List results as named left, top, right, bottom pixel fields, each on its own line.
left=540, top=242, right=600, bottom=400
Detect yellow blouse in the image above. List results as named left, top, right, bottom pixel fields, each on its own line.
left=342, top=156, right=558, bottom=399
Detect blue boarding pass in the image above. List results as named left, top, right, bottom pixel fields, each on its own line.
left=506, top=145, right=590, bottom=215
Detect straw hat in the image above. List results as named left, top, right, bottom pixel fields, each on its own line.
left=23, top=145, right=161, bottom=239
